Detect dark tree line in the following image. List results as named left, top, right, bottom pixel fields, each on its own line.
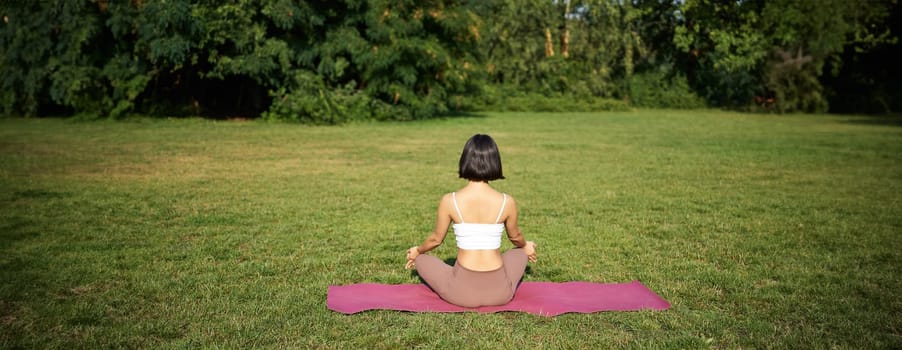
left=1, top=0, right=898, bottom=123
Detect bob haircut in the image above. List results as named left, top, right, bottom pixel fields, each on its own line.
left=458, top=134, right=505, bottom=181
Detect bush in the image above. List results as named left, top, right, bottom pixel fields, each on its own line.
left=0, top=1, right=481, bottom=122
left=473, top=86, right=629, bottom=112
left=764, top=51, right=828, bottom=113
left=263, top=71, right=396, bottom=124
left=628, top=68, right=706, bottom=109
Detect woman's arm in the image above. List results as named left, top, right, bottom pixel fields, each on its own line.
left=405, top=195, right=453, bottom=268
left=504, top=196, right=538, bottom=262
left=504, top=196, right=527, bottom=248
left=418, top=194, right=453, bottom=253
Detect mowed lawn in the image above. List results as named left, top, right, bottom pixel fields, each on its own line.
left=0, top=111, right=899, bottom=349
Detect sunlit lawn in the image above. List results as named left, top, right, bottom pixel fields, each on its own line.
left=1, top=110, right=900, bottom=348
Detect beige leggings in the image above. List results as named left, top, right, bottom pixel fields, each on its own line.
left=414, top=249, right=527, bottom=308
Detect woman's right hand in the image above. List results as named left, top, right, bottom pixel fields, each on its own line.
left=524, top=241, right=537, bottom=262
left=405, top=246, right=420, bottom=269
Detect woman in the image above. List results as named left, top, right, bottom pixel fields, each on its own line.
left=405, top=134, right=538, bottom=308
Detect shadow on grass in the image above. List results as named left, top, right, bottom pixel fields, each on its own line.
left=1, top=190, right=69, bottom=245
left=839, top=114, right=902, bottom=127
left=436, top=111, right=489, bottom=120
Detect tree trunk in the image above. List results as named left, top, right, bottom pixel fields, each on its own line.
left=561, top=0, right=570, bottom=58
left=545, top=28, right=555, bottom=57
left=561, top=28, right=570, bottom=58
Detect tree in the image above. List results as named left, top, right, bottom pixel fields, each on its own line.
left=760, top=0, right=895, bottom=113
left=0, top=2, right=108, bottom=116
left=0, top=0, right=483, bottom=122
left=673, top=0, right=895, bottom=112
left=821, top=2, right=902, bottom=114
left=474, top=0, right=643, bottom=99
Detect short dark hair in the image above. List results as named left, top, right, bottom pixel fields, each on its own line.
left=458, top=134, right=505, bottom=181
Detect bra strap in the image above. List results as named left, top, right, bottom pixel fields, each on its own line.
left=452, top=192, right=465, bottom=223
left=494, top=193, right=507, bottom=223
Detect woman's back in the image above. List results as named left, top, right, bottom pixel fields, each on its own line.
left=451, top=187, right=507, bottom=224
left=450, top=183, right=509, bottom=271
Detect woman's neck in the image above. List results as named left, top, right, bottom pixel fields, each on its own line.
left=464, top=180, right=492, bottom=190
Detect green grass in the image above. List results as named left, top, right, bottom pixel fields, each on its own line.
left=1, top=111, right=900, bottom=349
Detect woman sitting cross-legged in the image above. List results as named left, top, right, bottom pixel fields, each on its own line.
left=405, top=134, right=538, bottom=308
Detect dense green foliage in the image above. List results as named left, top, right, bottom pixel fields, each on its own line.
left=465, top=0, right=899, bottom=113
left=1, top=112, right=900, bottom=347
left=672, top=0, right=897, bottom=113
left=0, top=0, right=480, bottom=122
left=1, top=1, right=899, bottom=121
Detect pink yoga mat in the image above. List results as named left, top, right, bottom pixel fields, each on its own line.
left=327, top=281, right=670, bottom=316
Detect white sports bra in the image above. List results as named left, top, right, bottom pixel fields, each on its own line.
left=451, top=192, right=506, bottom=250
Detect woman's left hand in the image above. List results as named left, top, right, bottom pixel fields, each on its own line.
left=405, top=246, right=420, bottom=269
left=524, top=241, right=538, bottom=262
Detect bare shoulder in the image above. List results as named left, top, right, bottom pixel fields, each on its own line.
left=502, top=193, right=518, bottom=206
left=501, top=193, right=519, bottom=217
left=438, top=192, right=455, bottom=208
left=500, top=193, right=519, bottom=224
